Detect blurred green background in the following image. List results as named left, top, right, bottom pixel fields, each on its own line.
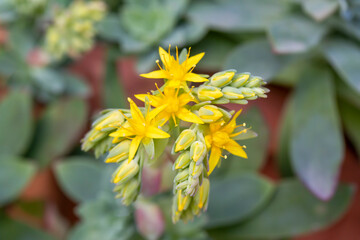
left=0, top=0, right=360, bottom=239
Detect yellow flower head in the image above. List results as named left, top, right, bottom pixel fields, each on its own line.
left=140, top=46, right=208, bottom=91
left=205, top=110, right=248, bottom=175
left=109, top=98, right=170, bottom=162
left=135, top=85, right=204, bottom=126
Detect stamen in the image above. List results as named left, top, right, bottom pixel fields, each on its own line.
left=176, top=46, right=179, bottom=61
left=155, top=83, right=165, bottom=97
left=155, top=60, right=163, bottom=70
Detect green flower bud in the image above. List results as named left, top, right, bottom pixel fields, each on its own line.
left=174, top=169, right=190, bottom=182
left=222, top=86, right=245, bottom=100
left=174, top=129, right=196, bottom=152
left=190, top=141, right=206, bottom=163
left=209, top=70, right=236, bottom=87
left=113, top=160, right=140, bottom=184
left=193, top=178, right=210, bottom=211
left=105, top=139, right=131, bottom=163
left=119, top=179, right=140, bottom=205
left=197, top=85, right=223, bottom=101
left=176, top=190, right=191, bottom=212
left=174, top=151, right=191, bottom=170
left=245, top=76, right=263, bottom=88
left=231, top=72, right=251, bottom=87
left=198, top=105, right=223, bottom=123
left=93, top=110, right=124, bottom=131
left=191, top=163, right=203, bottom=178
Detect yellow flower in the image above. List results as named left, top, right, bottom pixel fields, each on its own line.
left=110, top=98, right=170, bottom=162
left=135, top=86, right=203, bottom=125
left=140, top=46, right=208, bottom=91
left=205, top=110, right=248, bottom=175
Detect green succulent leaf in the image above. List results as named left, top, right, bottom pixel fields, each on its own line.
left=54, top=156, right=105, bottom=203
left=206, top=173, right=274, bottom=228
left=267, top=15, right=327, bottom=54
left=0, top=215, right=54, bottom=240
left=194, top=33, right=236, bottom=70
left=68, top=192, right=135, bottom=240
left=323, top=39, right=360, bottom=94
left=291, top=68, right=343, bottom=200
left=301, top=0, right=338, bottom=21
left=208, top=180, right=354, bottom=240
left=276, top=97, right=295, bottom=177
left=0, top=156, right=36, bottom=206
left=0, top=89, right=33, bottom=156
left=30, top=98, right=88, bottom=165
left=339, top=99, right=360, bottom=159
left=224, top=39, right=291, bottom=81
left=187, top=0, right=292, bottom=32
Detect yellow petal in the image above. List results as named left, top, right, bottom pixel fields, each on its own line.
left=109, top=127, right=135, bottom=138
left=222, top=110, right=242, bottom=134
left=182, top=52, right=204, bottom=71
left=159, top=47, right=173, bottom=68
left=146, top=104, right=167, bottom=121
left=135, top=94, right=162, bottom=107
left=208, top=146, right=222, bottom=175
left=140, top=70, right=168, bottom=79
left=184, top=72, right=208, bottom=82
left=178, top=92, right=194, bottom=106
left=128, top=98, right=145, bottom=123
left=145, top=125, right=170, bottom=139
left=224, top=139, right=247, bottom=158
left=176, top=108, right=204, bottom=124
left=128, top=135, right=143, bottom=162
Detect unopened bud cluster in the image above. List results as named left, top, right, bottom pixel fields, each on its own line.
left=45, top=1, right=106, bottom=59
left=81, top=46, right=269, bottom=223
left=172, top=125, right=210, bottom=222
left=194, top=70, right=269, bottom=105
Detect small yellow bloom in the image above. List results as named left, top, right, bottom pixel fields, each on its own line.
left=205, top=110, right=248, bottom=175
left=140, top=46, right=208, bottom=91
left=110, top=98, right=170, bottom=162
left=136, top=86, right=203, bottom=125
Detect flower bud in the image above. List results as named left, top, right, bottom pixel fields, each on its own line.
left=174, top=151, right=191, bottom=170
left=245, top=76, right=263, bottom=88
left=177, top=190, right=191, bottom=212
left=174, top=169, right=190, bottom=182
left=94, top=110, right=124, bottom=131
left=222, top=86, right=245, bottom=100
left=119, top=179, right=140, bottom=205
left=105, top=139, right=131, bottom=163
left=197, top=85, right=223, bottom=101
left=174, top=129, right=196, bottom=152
left=198, top=105, right=223, bottom=123
left=209, top=70, right=236, bottom=87
left=231, top=72, right=251, bottom=87
left=193, top=178, right=210, bottom=211
left=191, top=163, right=203, bottom=178
left=113, top=160, right=140, bottom=184
left=190, top=141, right=206, bottom=163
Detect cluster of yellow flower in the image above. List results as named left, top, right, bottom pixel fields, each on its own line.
left=82, top=46, right=269, bottom=222
left=45, top=1, right=106, bottom=59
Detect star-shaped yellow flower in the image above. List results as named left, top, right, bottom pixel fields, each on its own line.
left=140, top=46, right=208, bottom=91
left=110, top=98, right=170, bottom=162
left=204, top=110, right=248, bottom=175
left=135, top=85, right=204, bottom=126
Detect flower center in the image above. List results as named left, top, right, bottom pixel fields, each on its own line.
left=212, top=131, right=230, bottom=147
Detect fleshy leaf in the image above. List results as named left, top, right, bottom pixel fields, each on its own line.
left=206, top=173, right=274, bottom=228
left=208, top=180, right=354, bottom=240
left=291, top=68, right=344, bottom=200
